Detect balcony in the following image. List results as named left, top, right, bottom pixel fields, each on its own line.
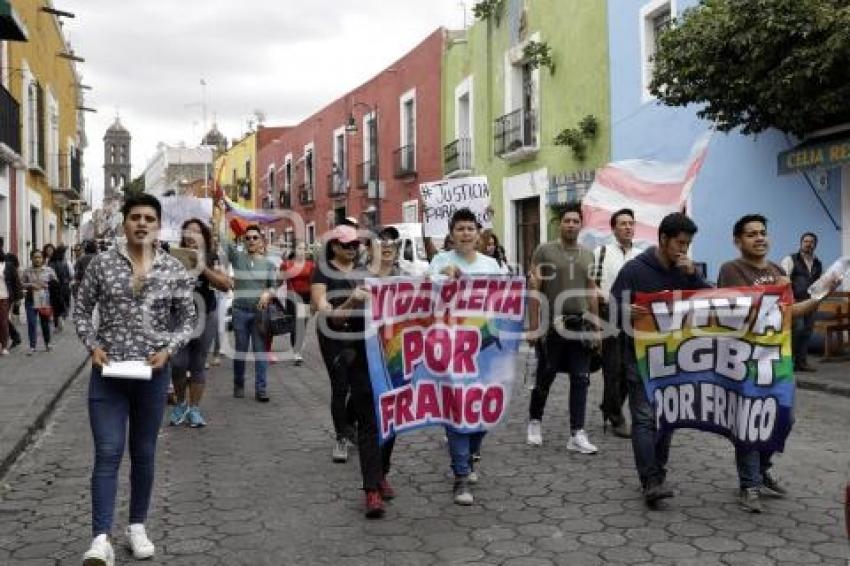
left=494, top=108, right=538, bottom=162
left=279, top=189, right=291, bottom=209
left=444, top=138, right=472, bottom=177
left=327, top=172, right=347, bottom=198
left=298, top=183, right=314, bottom=206
left=0, top=83, right=20, bottom=156
left=52, top=152, right=82, bottom=203
left=356, top=160, right=375, bottom=189
left=393, top=144, right=416, bottom=178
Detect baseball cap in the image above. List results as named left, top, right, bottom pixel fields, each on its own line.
left=327, top=224, right=358, bottom=244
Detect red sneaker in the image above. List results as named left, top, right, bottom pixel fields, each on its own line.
left=378, top=477, right=396, bottom=500
left=365, top=490, right=385, bottom=519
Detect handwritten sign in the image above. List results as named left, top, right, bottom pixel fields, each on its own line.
left=159, top=197, right=214, bottom=242
left=420, top=176, right=492, bottom=237
left=365, top=276, right=525, bottom=444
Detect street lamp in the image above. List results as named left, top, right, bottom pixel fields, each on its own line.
left=345, top=101, right=380, bottom=227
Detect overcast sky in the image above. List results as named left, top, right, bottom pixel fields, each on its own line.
left=60, top=0, right=469, bottom=207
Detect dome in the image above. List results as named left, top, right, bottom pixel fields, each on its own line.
left=201, top=123, right=227, bottom=149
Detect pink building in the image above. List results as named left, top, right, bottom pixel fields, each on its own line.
left=258, top=28, right=447, bottom=248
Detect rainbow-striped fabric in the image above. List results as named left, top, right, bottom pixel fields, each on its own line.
left=633, top=285, right=794, bottom=451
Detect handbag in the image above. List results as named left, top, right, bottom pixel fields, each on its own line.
left=258, top=301, right=294, bottom=337
left=36, top=305, right=53, bottom=318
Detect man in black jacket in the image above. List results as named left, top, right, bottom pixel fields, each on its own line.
left=780, top=233, right=822, bottom=371
left=610, top=213, right=711, bottom=507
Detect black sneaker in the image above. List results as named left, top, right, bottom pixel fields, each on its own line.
left=738, top=488, right=762, bottom=513
left=762, top=473, right=787, bottom=497
left=643, top=480, right=674, bottom=505
left=255, top=391, right=270, bottom=403
left=233, top=385, right=245, bottom=398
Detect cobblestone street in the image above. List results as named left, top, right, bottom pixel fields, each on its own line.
left=0, top=327, right=847, bottom=565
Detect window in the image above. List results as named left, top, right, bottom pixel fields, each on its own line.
left=641, top=0, right=675, bottom=101
left=306, top=222, right=316, bottom=245
left=498, top=36, right=540, bottom=158
left=402, top=200, right=419, bottom=223
left=399, top=89, right=416, bottom=173
left=26, top=81, right=38, bottom=167
left=363, top=113, right=376, bottom=163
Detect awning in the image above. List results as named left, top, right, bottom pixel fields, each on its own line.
left=778, top=133, right=850, bottom=175
left=0, top=0, right=27, bottom=41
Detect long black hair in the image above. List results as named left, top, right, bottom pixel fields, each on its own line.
left=180, top=218, right=214, bottom=267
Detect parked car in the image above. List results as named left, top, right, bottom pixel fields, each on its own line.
left=388, top=223, right=438, bottom=276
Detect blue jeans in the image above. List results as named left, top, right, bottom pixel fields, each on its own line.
left=446, top=428, right=486, bottom=478
left=88, top=365, right=170, bottom=536
left=25, top=303, right=51, bottom=349
left=626, top=364, right=672, bottom=489
left=735, top=449, right=774, bottom=489
left=232, top=307, right=268, bottom=392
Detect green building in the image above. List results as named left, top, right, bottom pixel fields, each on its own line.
left=442, top=0, right=610, bottom=272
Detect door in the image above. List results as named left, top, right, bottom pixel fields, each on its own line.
left=516, top=197, right=540, bottom=276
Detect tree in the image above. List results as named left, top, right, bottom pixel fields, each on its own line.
left=650, top=0, right=850, bottom=138
left=123, top=175, right=145, bottom=198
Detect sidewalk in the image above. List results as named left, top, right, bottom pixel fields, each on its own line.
left=797, top=357, right=850, bottom=397
left=0, top=322, right=89, bottom=477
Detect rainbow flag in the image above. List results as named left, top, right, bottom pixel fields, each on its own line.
left=221, top=195, right=279, bottom=225
left=632, top=285, right=794, bottom=451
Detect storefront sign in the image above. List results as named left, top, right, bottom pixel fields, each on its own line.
left=547, top=170, right=595, bottom=205
left=778, top=137, right=850, bottom=175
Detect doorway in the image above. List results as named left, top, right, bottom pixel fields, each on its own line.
left=516, top=196, right=540, bottom=275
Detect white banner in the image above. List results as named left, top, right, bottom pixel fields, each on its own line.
left=419, top=176, right=492, bottom=237
left=159, top=197, right=213, bottom=242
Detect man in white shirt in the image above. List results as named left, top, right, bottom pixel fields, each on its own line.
left=593, top=208, right=641, bottom=438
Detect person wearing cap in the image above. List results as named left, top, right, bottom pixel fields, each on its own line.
left=311, top=225, right=363, bottom=465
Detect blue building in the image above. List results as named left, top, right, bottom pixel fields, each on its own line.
left=608, top=0, right=846, bottom=280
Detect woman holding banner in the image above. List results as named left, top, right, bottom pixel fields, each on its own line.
left=311, top=224, right=399, bottom=518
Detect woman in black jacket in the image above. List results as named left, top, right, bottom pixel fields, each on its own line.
left=1, top=252, right=22, bottom=354
left=48, top=245, right=72, bottom=330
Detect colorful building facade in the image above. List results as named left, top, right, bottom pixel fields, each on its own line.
left=609, top=0, right=844, bottom=279
left=257, top=28, right=446, bottom=249
left=0, top=0, right=86, bottom=259
left=442, top=0, right=610, bottom=272
left=214, top=126, right=289, bottom=213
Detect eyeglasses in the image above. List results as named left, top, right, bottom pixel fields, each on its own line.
left=339, top=240, right=360, bottom=250
left=377, top=238, right=399, bottom=247
left=245, top=235, right=262, bottom=241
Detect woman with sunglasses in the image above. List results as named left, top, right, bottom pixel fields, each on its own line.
left=311, top=226, right=361, bottom=466
left=312, top=225, right=401, bottom=518
left=169, top=219, right=233, bottom=428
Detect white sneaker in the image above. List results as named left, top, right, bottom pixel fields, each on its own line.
left=125, top=523, right=155, bottom=559
left=0, top=349, right=9, bottom=356
left=567, top=430, right=598, bottom=454
left=468, top=470, right=479, bottom=484
left=82, top=533, right=114, bottom=566
left=293, top=353, right=304, bottom=365
left=526, top=420, right=543, bottom=446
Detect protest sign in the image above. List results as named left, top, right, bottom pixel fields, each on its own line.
left=365, top=275, right=525, bottom=444
left=419, top=176, right=492, bottom=237
left=159, top=196, right=214, bottom=242
left=633, top=285, right=794, bottom=451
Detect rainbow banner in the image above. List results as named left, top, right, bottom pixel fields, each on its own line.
left=633, top=285, right=795, bottom=451
left=365, top=276, right=526, bottom=444
left=222, top=195, right=279, bottom=224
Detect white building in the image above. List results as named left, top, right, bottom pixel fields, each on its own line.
left=143, top=143, right=214, bottom=197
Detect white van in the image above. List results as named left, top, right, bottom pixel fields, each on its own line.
left=388, top=223, right=439, bottom=276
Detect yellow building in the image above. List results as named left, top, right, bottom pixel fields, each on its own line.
left=214, top=132, right=257, bottom=210
left=0, top=0, right=86, bottom=260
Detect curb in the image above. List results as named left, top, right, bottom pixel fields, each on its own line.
left=0, top=356, right=89, bottom=479
left=797, top=378, right=850, bottom=399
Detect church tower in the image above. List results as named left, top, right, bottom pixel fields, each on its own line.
left=103, top=116, right=131, bottom=200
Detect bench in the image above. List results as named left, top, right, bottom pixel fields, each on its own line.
left=815, top=292, right=850, bottom=359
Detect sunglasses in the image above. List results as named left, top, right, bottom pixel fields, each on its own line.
left=339, top=240, right=360, bottom=250
left=245, top=235, right=262, bottom=241
left=376, top=238, right=399, bottom=247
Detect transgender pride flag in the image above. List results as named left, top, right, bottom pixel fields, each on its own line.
left=579, top=133, right=712, bottom=248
